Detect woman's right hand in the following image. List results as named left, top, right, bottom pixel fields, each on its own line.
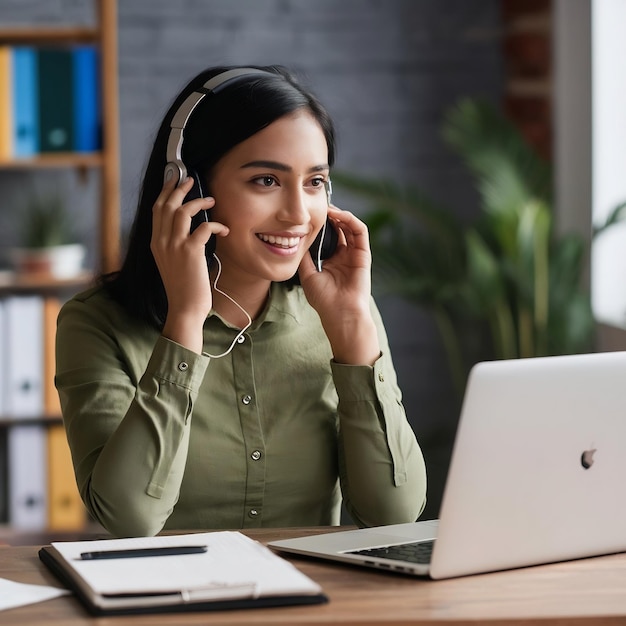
left=150, top=175, right=229, bottom=353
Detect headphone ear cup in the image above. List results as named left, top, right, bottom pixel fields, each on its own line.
left=164, top=161, right=185, bottom=186
left=188, top=168, right=209, bottom=232
left=185, top=168, right=204, bottom=201
left=319, top=217, right=338, bottom=259
left=186, top=169, right=217, bottom=259
left=309, top=217, right=338, bottom=266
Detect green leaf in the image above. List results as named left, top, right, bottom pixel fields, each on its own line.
left=20, top=194, right=77, bottom=248
left=593, top=200, right=626, bottom=238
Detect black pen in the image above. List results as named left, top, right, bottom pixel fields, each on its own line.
left=79, top=545, right=208, bottom=560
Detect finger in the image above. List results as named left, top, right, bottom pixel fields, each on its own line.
left=328, top=206, right=367, bottom=234
left=153, top=176, right=195, bottom=237
left=154, top=174, right=192, bottom=212
left=190, top=220, right=229, bottom=247
left=329, top=216, right=349, bottom=249
left=170, top=196, right=216, bottom=238
left=160, top=177, right=195, bottom=220
left=328, top=207, right=370, bottom=251
left=156, top=179, right=212, bottom=245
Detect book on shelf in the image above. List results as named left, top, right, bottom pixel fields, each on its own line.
left=3, top=294, right=44, bottom=417
left=0, top=294, right=87, bottom=530
left=0, top=429, right=7, bottom=524
left=43, top=296, right=86, bottom=530
left=47, top=424, right=85, bottom=530
left=0, top=294, right=86, bottom=530
left=3, top=294, right=47, bottom=529
left=0, top=301, right=4, bottom=524
left=0, top=298, right=4, bottom=417
left=38, top=47, right=75, bottom=153
left=0, top=294, right=85, bottom=530
left=7, top=425, right=47, bottom=529
left=72, top=45, right=101, bottom=152
left=0, top=43, right=101, bottom=159
left=39, top=531, right=327, bottom=616
left=12, top=46, right=39, bottom=157
left=0, top=45, right=12, bottom=159
left=43, top=295, right=62, bottom=418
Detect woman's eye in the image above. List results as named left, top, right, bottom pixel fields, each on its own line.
left=311, top=177, right=325, bottom=188
left=253, top=176, right=276, bottom=187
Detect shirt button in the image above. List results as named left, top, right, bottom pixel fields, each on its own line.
left=241, top=394, right=252, bottom=405
left=178, top=362, right=189, bottom=372
left=250, top=450, right=262, bottom=461
left=236, top=335, right=245, bottom=344
left=248, top=509, right=258, bottom=518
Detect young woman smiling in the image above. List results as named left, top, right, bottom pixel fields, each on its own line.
left=55, top=65, right=427, bottom=537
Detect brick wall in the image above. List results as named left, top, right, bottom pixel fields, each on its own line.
left=502, top=0, right=553, bottom=160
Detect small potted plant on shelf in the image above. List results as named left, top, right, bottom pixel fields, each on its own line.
left=10, top=194, right=86, bottom=279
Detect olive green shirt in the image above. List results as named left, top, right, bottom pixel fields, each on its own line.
left=56, top=283, right=426, bottom=537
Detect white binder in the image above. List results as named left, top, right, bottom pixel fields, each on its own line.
left=3, top=295, right=47, bottom=529
left=4, top=295, right=44, bottom=417
left=0, top=298, right=4, bottom=414
left=8, top=425, right=47, bottom=529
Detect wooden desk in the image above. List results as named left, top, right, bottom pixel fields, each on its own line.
left=3, top=527, right=626, bottom=625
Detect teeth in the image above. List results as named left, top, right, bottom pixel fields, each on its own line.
left=257, top=234, right=300, bottom=248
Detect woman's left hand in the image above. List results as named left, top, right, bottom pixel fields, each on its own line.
left=298, top=206, right=381, bottom=365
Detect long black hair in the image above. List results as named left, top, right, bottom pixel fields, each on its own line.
left=104, top=65, right=336, bottom=329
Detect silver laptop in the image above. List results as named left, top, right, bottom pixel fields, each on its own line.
left=269, top=351, right=626, bottom=579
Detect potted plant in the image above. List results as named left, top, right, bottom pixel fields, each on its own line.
left=333, top=98, right=626, bottom=396
left=10, top=194, right=86, bottom=279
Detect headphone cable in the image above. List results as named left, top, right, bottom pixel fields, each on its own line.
left=203, top=253, right=252, bottom=358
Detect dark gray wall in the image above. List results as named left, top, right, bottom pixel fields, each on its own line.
left=0, top=0, right=504, bottom=520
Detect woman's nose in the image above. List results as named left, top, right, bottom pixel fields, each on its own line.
left=277, top=187, right=310, bottom=225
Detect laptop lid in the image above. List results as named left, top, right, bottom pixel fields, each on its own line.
left=269, top=351, right=626, bottom=579
left=430, top=350, right=626, bottom=578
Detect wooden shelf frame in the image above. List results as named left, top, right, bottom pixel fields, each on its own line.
left=0, top=416, right=63, bottom=428
left=96, top=0, right=120, bottom=274
left=0, top=26, right=99, bottom=45
left=0, top=271, right=94, bottom=295
left=0, top=152, right=103, bottom=168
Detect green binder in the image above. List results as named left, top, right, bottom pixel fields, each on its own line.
left=37, top=47, right=74, bottom=152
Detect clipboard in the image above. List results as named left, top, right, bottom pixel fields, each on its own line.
left=38, top=531, right=328, bottom=616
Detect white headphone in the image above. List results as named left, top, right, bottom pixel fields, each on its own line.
left=164, top=68, right=273, bottom=185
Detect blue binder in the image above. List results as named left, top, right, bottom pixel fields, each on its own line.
left=12, top=46, right=39, bottom=157
left=72, top=45, right=101, bottom=152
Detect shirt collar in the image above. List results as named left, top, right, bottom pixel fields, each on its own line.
left=206, top=283, right=304, bottom=331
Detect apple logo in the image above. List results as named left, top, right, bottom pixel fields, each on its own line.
left=580, top=448, right=597, bottom=470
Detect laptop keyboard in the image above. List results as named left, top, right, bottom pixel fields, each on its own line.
left=347, top=539, right=435, bottom=565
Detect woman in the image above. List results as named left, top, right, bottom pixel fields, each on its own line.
left=56, top=65, right=427, bottom=537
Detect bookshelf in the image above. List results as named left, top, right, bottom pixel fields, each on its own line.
left=0, top=0, right=120, bottom=274
left=0, top=0, right=120, bottom=532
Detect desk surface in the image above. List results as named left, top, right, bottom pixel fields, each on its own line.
left=3, top=526, right=626, bottom=625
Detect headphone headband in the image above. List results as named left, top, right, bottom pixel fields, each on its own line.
left=164, top=68, right=274, bottom=184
